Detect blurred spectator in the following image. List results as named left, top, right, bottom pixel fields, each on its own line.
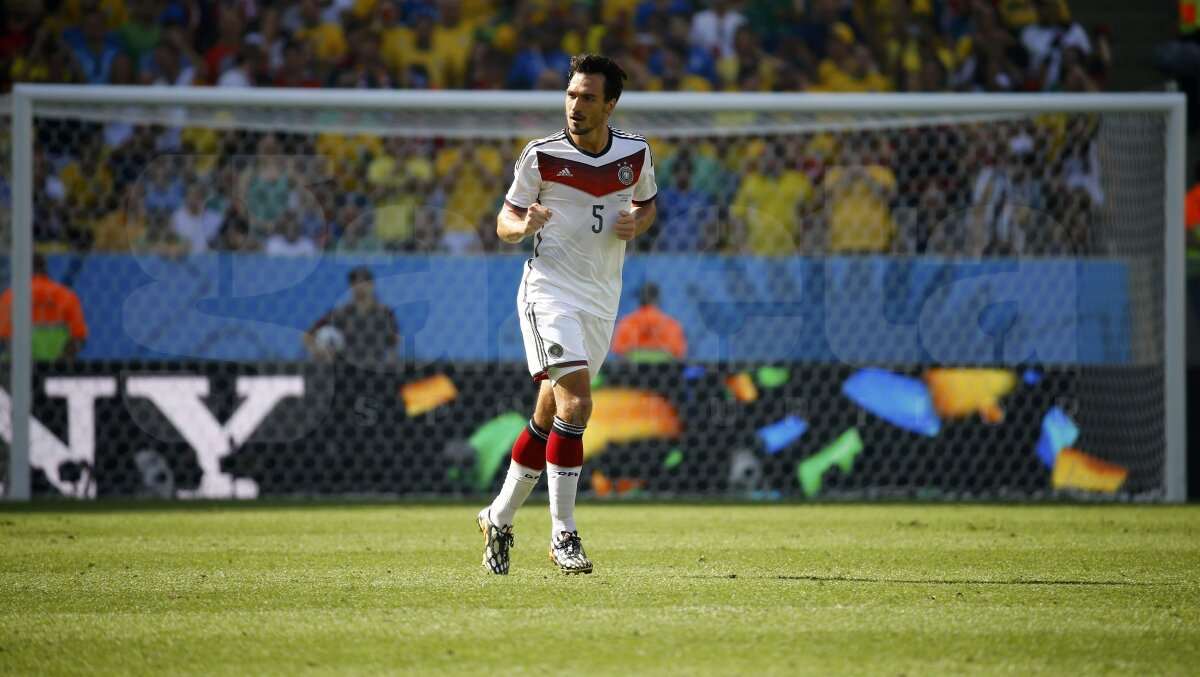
left=815, top=23, right=890, bottom=92
left=33, top=150, right=67, bottom=245
left=657, top=144, right=726, bottom=199
left=245, top=7, right=286, bottom=76
left=214, top=214, right=261, bottom=253
left=563, top=2, right=606, bottom=57
left=92, top=183, right=148, bottom=253
left=329, top=29, right=394, bottom=88
left=997, top=0, right=1070, bottom=32
left=292, top=0, right=347, bottom=77
left=107, top=52, right=136, bottom=85
left=649, top=46, right=714, bottom=91
left=59, top=0, right=129, bottom=34
left=368, top=137, right=433, bottom=250
left=70, top=10, right=121, bottom=84
left=139, top=29, right=206, bottom=86
left=824, top=136, right=898, bottom=254
left=886, top=14, right=955, bottom=92
left=731, top=146, right=815, bottom=255
left=0, top=253, right=89, bottom=361
left=1059, top=115, right=1104, bottom=207
left=136, top=211, right=188, bottom=257
left=171, top=183, right=224, bottom=255
left=652, top=161, right=717, bottom=252
left=689, top=0, right=746, bottom=60
left=648, top=14, right=717, bottom=86
left=507, top=23, right=570, bottom=89
left=303, top=266, right=400, bottom=364
left=143, top=160, right=186, bottom=216
left=11, top=31, right=81, bottom=85
left=2, top=1, right=39, bottom=85
left=397, top=9, right=448, bottom=88
left=60, top=137, right=114, bottom=213
left=116, top=0, right=161, bottom=66
left=377, top=0, right=409, bottom=74
left=1020, top=0, right=1090, bottom=91
left=636, top=0, right=691, bottom=34
left=969, top=133, right=1045, bottom=255
left=274, top=40, right=321, bottom=87
left=217, top=44, right=267, bottom=87
left=954, top=1, right=1028, bottom=92
left=612, top=282, right=687, bottom=361
left=335, top=205, right=385, bottom=254
left=265, top=214, right=318, bottom=256
left=204, top=7, right=244, bottom=84
left=791, top=0, right=856, bottom=64
left=435, top=0, right=477, bottom=88
left=236, top=134, right=294, bottom=238
left=716, top=24, right=778, bottom=91
left=438, top=141, right=505, bottom=253
left=896, top=186, right=977, bottom=256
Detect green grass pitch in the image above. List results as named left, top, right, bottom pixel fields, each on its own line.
left=1, top=502, right=1197, bottom=675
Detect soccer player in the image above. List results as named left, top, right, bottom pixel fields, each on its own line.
left=477, top=54, right=657, bottom=575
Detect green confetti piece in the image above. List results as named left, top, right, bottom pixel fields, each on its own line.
left=591, top=372, right=605, bottom=388
left=663, top=448, right=684, bottom=469
left=755, top=366, right=790, bottom=389
left=468, top=412, right=527, bottom=492
left=797, top=428, right=864, bottom=499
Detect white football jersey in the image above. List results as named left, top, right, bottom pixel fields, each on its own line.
left=505, top=127, right=657, bottom=320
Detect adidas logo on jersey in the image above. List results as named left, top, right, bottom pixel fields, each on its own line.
left=557, top=167, right=573, bottom=177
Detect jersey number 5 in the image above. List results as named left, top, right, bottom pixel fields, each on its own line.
left=592, top=205, right=604, bottom=233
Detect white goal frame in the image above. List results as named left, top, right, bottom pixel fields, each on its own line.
left=5, top=86, right=1187, bottom=501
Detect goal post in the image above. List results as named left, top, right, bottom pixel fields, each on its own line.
left=3, top=85, right=1187, bottom=502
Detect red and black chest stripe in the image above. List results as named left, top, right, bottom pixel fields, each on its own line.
left=537, top=149, right=645, bottom=197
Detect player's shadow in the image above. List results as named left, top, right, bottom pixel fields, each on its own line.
left=773, top=575, right=1150, bottom=586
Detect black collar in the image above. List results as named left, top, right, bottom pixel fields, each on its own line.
left=564, top=126, right=612, bottom=158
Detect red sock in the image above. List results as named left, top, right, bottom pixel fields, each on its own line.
left=511, top=419, right=549, bottom=470
left=546, top=417, right=585, bottom=467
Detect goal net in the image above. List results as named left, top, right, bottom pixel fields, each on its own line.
left=1, top=88, right=1186, bottom=502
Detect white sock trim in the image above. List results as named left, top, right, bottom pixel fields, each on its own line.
left=489, top=461, right=542, bottom=528
left=547, top=461, right=582, bottom=537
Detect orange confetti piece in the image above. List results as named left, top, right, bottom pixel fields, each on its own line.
left=724, top=373, right=759, bottom=403
left=400, top=374, right=458, bottom=417
left=1052, top=448, right=1128, bottom=494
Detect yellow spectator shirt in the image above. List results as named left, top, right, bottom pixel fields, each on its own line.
left=732, top=170, right=815, bottom=256
left=295, top=23, right=348, bottom=63
left=438, top=145, right=505, bottom=234
left=60, top=161, right=114, bottom=212
left=826, top=166, right=896, bottom=253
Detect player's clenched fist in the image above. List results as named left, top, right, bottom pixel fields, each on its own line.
left=613, top=209, right=637, bottom=240
left=525, top=203, right=552, bottom=235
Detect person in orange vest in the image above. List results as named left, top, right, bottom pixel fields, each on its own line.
left=611, top=282, right=687, bottom=362
left=0, top=253, right=89, bottom=361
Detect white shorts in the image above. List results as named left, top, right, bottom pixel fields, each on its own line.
left=518, top=299, right=614, bottom=383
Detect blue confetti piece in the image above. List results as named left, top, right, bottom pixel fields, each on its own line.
left=842, top=369, right=941, bottom=437
left=1036, top=406, right=1079, bottom=468
left=1023, top=369, right=1043, bottom=385
left=682, top=365, right=707, bottom=380
left=757, top=415, right=809, bottom=454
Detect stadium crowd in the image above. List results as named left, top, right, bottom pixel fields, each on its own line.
left=4, top=0, right=1113, bottom=257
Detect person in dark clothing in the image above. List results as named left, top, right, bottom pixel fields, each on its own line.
left=303, top=266, right=400, bottom=364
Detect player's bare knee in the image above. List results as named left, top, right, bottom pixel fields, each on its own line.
left=556, top=393, right=592, bottom=425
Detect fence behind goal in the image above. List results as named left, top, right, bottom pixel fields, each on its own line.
left=2, top=87, right=1187, bottom=501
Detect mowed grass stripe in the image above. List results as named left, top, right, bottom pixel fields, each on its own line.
left=1, top=503, right=1197, bottom=675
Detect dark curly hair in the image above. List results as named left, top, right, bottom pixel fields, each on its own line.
left=567, top=54, right=628, bottom=102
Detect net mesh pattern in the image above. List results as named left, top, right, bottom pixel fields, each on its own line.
left=0, top=96, right=1170, bottom=501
